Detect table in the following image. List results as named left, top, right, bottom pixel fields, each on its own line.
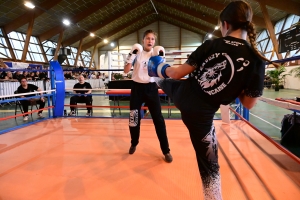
left=105, top=89, right=172, bottom=117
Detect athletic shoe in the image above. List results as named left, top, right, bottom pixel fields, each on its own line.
left=23, top=116, right=28, bottom=121
left=86, top=112, right=91, bottom=117
left=164, top=153, right=173, bottom=163
left=129, top=146, right=136, bottom=154
left=38, top=113, right=44, bottom=119
left=68, top=111, right=75, bottom=116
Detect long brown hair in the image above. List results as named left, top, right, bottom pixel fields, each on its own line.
left=219, top=1, right=279, bottom=68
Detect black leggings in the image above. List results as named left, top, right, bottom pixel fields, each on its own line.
left=129, top=81, right=170, bottom=155
left=159, top=78, right=222, bottom=199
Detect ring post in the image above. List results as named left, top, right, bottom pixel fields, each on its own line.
left=235, top=98, right=240, bottom=120
left=50, top=61, right=65, bottom=117
left=243, top=107, right=249, bottom=121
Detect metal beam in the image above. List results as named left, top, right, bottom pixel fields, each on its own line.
left=158, top=0, right=218, bottom=25
left=62, top=0, right=148, bottom=47
left=21, top=13, right=35, bottom=62
left=174, top=0, right=266, bottom=28
left=75, top=39, right=83, bottom=67
left=92, top=18, right=158, bottom=50
left=252, top=0, right=300, bottom=16
left=159, top=18, right=203, bottom=37
left=1, top=28, right=16, bottom=61
left=54, top=32, right=64, bottom=61
left=81, top=12, right=154, bottom=51
left=191, top=0, right=225, bottom=10
left=159, top=10, right=222, bottom=38
left=80, top=53, right=85, bottom=68
left=258, top=2, right=282, bottom=60
left=95, top=17, right=205, bottom=52
left=37, top=37, right=48, bottom=63
left=4, top=0, right=63, bottom=34
left=89, top=45, right=97, bottom=68
left=39, top=0, right=114, bottom=42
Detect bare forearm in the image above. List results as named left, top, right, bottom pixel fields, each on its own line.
left=238, top=91, right=257, bottom=109
left=165, top=66, right=181, bottom=79
left=124, top=63, right=132, bottom=73
left=165, top=63, right=195, bottom=79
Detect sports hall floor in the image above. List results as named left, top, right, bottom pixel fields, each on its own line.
left=1, top=88, right=299, bottom=154
left=0, top=88, right=299, bottom=199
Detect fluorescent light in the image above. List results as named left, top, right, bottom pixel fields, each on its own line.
left=24, top=1, right=35, bottom=9
left=90, top=33, right=95, bottom=37
left=63, top=19, right=70, bottom=26
left=103, top=39, right=108, bottom=43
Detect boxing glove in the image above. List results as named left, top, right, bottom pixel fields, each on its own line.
left=125, top=43, right=143, bottom=64
left=148, top=56, right=170, bottom=78
left=153, top=46, right=165, bottom=57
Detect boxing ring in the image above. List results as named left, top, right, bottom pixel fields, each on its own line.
left=0, top=61, right=299, bottom=199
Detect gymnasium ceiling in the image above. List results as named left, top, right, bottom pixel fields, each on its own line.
left=0, top=0, right=299, bottom=52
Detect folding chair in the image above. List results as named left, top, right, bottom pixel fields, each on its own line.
left=75, top=98, right=93, bottom=116
left=14, top=91, right=38, bottom=118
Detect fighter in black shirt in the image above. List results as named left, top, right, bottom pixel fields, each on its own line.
left=147, top=1, right=279, bottom=199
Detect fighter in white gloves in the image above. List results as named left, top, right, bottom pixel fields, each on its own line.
left=124, top=43, right=143, bottom=65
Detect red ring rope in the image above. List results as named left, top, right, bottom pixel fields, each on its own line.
left=0, top=106, right=54, bottom=121
left=229, top=107, right=300, bottom=164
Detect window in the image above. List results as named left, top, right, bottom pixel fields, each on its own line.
left=42, top=40, right=57, bottom=62
left=81, top=50, right=94, bottom=67
left=256, top=14, right=300, bottom=61
left=7, top=31, right=45, bottom=62
left=0, top=28, right=12, bottom=58
left=68, top=47, right=77, bottom=66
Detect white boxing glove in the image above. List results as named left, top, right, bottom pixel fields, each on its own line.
left=153, top=46, right=165, bottom=57
left=126, top=43, right=143, bottom=64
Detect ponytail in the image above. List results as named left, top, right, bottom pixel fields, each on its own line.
left=247, top=22, right=280, bottom=68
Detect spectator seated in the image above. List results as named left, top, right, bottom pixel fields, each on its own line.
left=16, top=78, right=46, bottom=121
left=68, top=75, right=93, bottom=117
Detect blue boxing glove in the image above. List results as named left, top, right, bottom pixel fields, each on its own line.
left=148, top=56, right=170, bottom=78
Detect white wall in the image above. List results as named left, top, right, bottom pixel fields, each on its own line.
left=266, top=65, right=300, bottom=90
left=98, top=21, right=203, bottom=71
left=284, top=65, right=300, bottom=90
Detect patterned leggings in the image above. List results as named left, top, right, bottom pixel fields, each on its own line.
left=158, top=78, right=222, bottom=200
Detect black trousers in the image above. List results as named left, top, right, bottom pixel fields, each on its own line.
left=159, top=78, right=222, bottom=199
left=70, top=96, right=92, bottom=112
left=21, top=99, right=45, bottom=116
left=129, top=81, right=170, bottom=155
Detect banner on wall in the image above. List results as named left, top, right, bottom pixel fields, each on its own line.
left=11, top=62, right=29, bottom=69
left=3, top=61, right=43, bottom=70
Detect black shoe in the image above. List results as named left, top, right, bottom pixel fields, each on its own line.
left=164, top=153, right=173, bottom=163
left=129, top=146, right=136, bottom=154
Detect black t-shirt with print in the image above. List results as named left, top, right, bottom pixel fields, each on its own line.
left=186, top=36, right=265, bottom=106
left=73, top=82, right=92, bottom=94
left=17, top=84, right=39, bottom=97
